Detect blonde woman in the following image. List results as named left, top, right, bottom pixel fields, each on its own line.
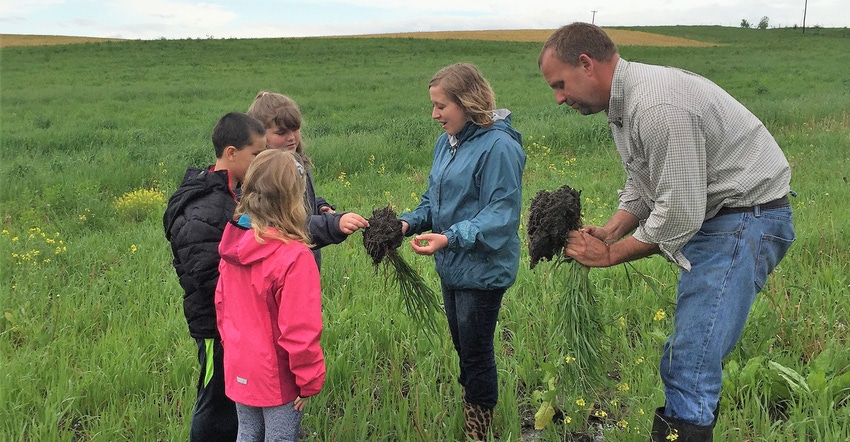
left=399, top=62, right=526, bottom=440
left=215, top=149, right=325, bottom=442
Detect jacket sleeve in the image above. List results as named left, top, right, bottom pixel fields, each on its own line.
left=315, top=196, right=334, bottom=212
left=276, top=248, right=326, bottom=398
left=308, top=212, right=348, bottom=248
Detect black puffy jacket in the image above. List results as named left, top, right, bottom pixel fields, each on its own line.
left=163, top=167, right=236, bottom=338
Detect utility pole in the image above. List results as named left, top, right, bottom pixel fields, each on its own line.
left=591, top=10, right=598, bottom=24
left=802, top=0, right=808, bottom=33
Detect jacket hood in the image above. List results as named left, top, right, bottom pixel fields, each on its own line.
left=219, top=219, right=284, bottom=267
left=452, top=109, right=522, bottom=147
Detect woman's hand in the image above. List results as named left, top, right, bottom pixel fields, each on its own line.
left=410, top=233, right=448, bottom=256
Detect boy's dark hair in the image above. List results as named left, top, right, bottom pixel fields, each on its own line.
left=212, top=112, right=266, bottom=158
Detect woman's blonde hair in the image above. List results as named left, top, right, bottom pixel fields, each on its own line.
left=429, top=62, right=496, bottom=128
left=246, top=91, right=312, bottom=166
left=235, top=149, right=312, bottom=246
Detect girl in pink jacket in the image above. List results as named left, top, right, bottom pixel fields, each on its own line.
left=215, top=149, right=325, bottom=442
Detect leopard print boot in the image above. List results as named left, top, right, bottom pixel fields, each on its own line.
left=462, top=401, right=494, bottom=441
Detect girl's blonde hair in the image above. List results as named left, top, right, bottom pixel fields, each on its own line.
left=246, top=91, right=312, bottom=166
left=235, top=149, right=312, bottom=246
left=429, top=62, right=496, bottom=128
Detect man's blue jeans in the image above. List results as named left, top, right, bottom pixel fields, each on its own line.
left=661, top=206, right=794, bottom=426
left=442, top=284, right=506, bottom=409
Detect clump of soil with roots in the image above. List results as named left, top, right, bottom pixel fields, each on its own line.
left=525, top=184, right=611, bottom=433
left=362, top=206, right=441, bottom=333
left=362, top=206, right=405, bottom=267
left=527, top=184, right=582, bottom=268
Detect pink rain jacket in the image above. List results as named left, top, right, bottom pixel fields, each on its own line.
left=215, top=221, right=325, bottom=407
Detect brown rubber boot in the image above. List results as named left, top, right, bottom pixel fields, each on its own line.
left=462, top=401, right=494, bottom=441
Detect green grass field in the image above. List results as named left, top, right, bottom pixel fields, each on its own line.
left=1, top=26, right=849, bottom=441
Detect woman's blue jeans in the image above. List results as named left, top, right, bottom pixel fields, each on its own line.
left=442, top=284, right=506, bottom=409
left=661, top=206, right=794, bottom=426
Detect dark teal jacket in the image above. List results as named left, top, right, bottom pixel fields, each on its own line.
left=401, top=109, right=526, bottom=290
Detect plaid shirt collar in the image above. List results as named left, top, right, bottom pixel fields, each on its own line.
left=607, top=58, right=629, bottom=128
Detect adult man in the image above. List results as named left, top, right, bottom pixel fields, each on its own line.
left=539, top=22, right=795, bottom=441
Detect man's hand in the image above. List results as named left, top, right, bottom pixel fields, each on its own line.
left=566, top=228, right=658, bottom=267
left=565, top=229, right=612, bottom=267
left=581, top=225, right=609, bottom=242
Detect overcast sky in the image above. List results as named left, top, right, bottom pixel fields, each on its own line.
left=1, top=0, right=845, bottom=40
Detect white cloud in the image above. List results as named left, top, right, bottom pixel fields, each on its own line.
left=98, top=0, right=239, bottom=39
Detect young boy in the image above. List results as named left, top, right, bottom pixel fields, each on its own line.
left=163, top=112, right=266, bottom=442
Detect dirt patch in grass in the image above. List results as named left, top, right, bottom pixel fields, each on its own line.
left=0, top=34, right=125, bottom=48
left=347, top=28, right=716, bottom=47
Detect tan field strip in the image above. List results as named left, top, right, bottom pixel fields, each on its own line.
left=1, top=29, right=714, bottom=48
left=349, top=29, right=715, bottom=47
left=0, top=34, right=124, bottom=48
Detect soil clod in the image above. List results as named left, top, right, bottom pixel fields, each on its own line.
left=361, top=206, right=441, bottom=334
left=362, top=206, right=405, bottom=268
left=527, top=185, right=582, bottom=269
